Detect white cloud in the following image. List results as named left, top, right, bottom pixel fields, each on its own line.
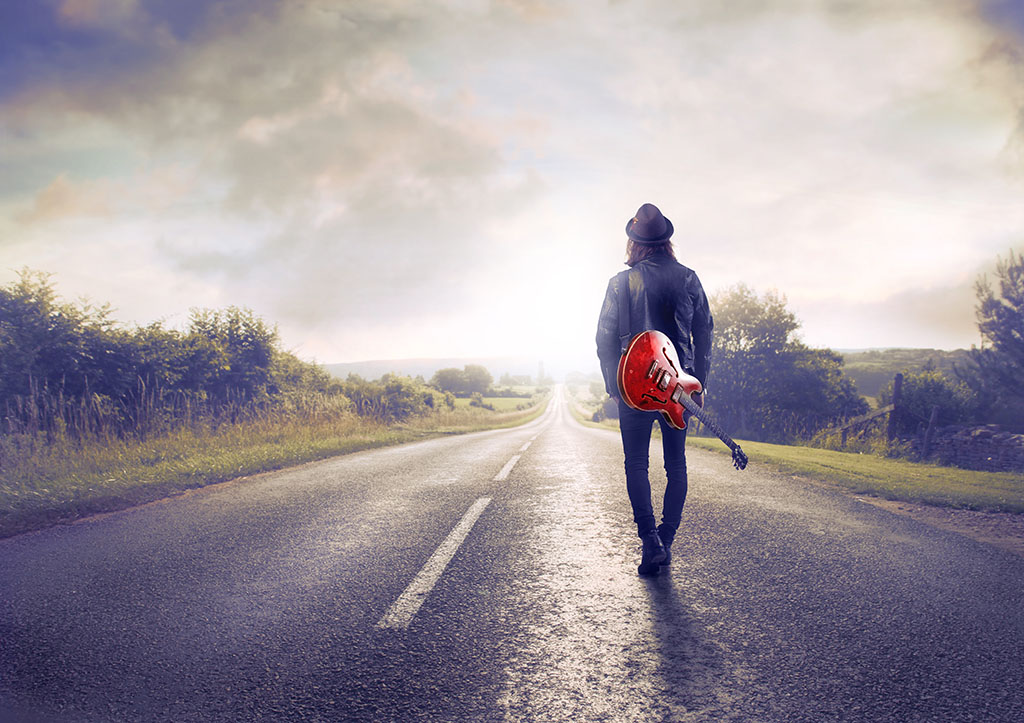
left=2, top=0, right=1023, bottom=371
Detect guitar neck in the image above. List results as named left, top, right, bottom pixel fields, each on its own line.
left=677, top=393, right=742, bottom=455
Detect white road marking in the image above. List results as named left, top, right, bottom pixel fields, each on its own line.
left=493, top=455, right=521, bottom=481
left=376, top=496, right=492, bottom=630
left=530, top=433, right=539, bottom=441
left=519, top=441, right=532, bottom=452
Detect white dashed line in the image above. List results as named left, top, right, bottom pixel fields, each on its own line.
left=519, top=441, right=532, bottom=452
left=376, top=497, right=492, bottom=630
left=493, top=455, right=521, bottom=482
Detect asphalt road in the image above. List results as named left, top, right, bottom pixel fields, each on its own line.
left=2, top=387, right=1023, bottom=722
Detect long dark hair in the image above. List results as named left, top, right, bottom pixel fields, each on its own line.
left=625, top=238, right=675, bottom=267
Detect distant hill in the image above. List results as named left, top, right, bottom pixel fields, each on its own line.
left=323, top=349, right=974, bottom=397
left=840, top=348, right=972, bottom=398
left=322, top=356, right=542, bottom=382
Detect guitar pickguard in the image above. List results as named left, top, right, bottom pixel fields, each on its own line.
left=662, top=348, right=678, bottom=375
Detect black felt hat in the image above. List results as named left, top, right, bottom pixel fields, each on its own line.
left=625, top=203, right=673, bottom=244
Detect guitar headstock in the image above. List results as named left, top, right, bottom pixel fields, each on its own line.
left=732, top=446, right=748, bottom=471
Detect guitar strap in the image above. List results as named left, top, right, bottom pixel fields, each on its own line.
left=618, top=269, right=633, bottom=354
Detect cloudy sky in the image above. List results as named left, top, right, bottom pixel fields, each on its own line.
left=2, top=0, right=1023, bottom=375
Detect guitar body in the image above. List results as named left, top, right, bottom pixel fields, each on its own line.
left=617, top=329, right=748, bottom=470
left=616, top=330, right=701, bottom=430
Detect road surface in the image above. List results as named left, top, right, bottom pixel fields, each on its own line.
left=2, top=387, right=1023, bottom=721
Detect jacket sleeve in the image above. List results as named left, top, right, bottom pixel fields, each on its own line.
left=596, top=276, right=622, bottom=397
left=690, top=274, right=714, bottom=390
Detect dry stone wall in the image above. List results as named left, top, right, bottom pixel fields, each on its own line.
left=916, top=425, right=1024, bottom=473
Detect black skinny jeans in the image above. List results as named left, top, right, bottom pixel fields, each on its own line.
left=618, top=400, right=688, bottom=538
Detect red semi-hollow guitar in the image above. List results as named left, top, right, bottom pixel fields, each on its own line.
left=617, top=330, right=748, bottom=471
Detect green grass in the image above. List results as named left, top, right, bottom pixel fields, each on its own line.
left=566, top=397, right=618, bottom=431
left=564, top=382, right=1023, bottom=513
left=0, top=396, right=549, bottom=539
left=452, top=396, right=535, bottom=412
left=688, top=436, right=1024, bottom=513
left=564, top=383, right=620, bottom=430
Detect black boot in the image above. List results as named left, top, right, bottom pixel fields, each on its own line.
left=657, top=523, right=675, bottom=567
left=638, top=531, right=666, bottom=576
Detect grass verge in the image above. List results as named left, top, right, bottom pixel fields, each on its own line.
left=0, top=396, right=549, bottom=539
left=688, top=436, right=1024, bottom=513
left=564, top=383, right=1023, bottom=513
left=564, top=384, right=620, bottom=431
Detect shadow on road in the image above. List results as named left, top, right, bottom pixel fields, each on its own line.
left=641, top=571, right=744, bottom=719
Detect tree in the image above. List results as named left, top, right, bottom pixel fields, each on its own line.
left=430, top=367, right=465, bottom=395
left=959, top=249, right=1024, bottom=431
left=708, top=284, right=867, bottom=442
left=708, top=285, right=798, bottom=437
left=187, top=307, right=279, bottom=404
left=462, top=364, right=493, bottom=395
left=773, top=347, right=867, bottom=420
left=430, top=365, right=493, bottom=396
left=0, top=269, right=133, bottom=434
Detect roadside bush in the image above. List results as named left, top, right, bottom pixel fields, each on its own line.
left=0, top=270, right=350, bottom=439
left=341, top=373, right=441, bottom=423
left=809, top=422, right=912, bottom=458
left=468, top=392, right=495, bottom=411
left=878, top=369, right=978, bottom=436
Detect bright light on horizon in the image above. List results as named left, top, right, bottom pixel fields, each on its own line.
left=2, top=1, right=1022, bottom=368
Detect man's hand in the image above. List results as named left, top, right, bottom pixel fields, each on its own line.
left=691, top=390, right=704, bottom=408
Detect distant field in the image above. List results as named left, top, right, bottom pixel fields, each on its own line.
left=841, top=348, right=971, bottom=397
left=453, top=396, right=534, bottom=411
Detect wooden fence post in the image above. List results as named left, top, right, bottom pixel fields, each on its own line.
left=922, top=404, right=940, bottom=459
left=887, top=373, right=903, bottom=441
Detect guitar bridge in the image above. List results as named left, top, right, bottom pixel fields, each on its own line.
left=646, top=360, right=658, bottom=379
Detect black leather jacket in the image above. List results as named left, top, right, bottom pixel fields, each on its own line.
left=596, top=252, right=714, bottom=398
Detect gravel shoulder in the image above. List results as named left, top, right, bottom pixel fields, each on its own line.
left=786, top=472, right=1024, bottom=558
left=857, top=495, right=1024, bottom=558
